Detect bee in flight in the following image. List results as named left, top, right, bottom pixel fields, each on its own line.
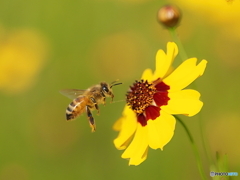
left=60, top=81, right=122, bottom=132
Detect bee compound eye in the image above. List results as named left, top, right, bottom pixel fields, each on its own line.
left=103, top=86, right=109, bottom=93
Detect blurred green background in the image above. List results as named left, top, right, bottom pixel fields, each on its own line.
left=0, top=0, right=240, bottom=179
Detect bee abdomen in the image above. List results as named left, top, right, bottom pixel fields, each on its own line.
left=66, top=97, right=85, bottom=121
left=66, top=101, right=77, bottom=120
left=66, top=113, right=74, bottom=120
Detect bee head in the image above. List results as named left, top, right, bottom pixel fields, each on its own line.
left=100, top=82, right=113, bottom=98
left=100, top=81, right=122, bottom=100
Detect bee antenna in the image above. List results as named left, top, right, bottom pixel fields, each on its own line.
left=110, top=79, right=119, bottom=85
left=110, top=82, right=122, bottom=88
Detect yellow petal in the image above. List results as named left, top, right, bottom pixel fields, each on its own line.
left=147, top=110, right=176, bottom=150
left=113, top=105, right=134, bottom=131
left=121, top=124, right=148, bottom=165
left=163, top=58, right=207, bottom=92
left=129, top=146, right=148, bottom=166
left=113, top=106, right=137, bottom=150
left=161, top=89, right=203, bottom=116
left=167, top=42, right=178, bottom=58
left=113, top=116, right=122, bottom=131
left=141, top=68, right=154, bottom=81
left=153, top=42, right=178, bottom=80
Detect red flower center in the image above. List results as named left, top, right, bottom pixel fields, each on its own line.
left=126, top=79, right=170, bottom=126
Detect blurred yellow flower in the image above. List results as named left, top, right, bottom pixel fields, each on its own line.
left=113, top=42, right=207, bottom=165
left=175, top=0, right=240, bottom=39
left=0, top=27, right=49, bottom=95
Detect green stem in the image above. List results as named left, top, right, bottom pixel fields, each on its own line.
left=199, top=112, right=214, bottom=166
left=174, top=115, right=207, bottom=180
left=168, top=28, right=213, bottom=175
left=169, top=27, right=188, bottom=61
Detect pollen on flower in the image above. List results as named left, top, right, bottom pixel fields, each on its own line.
left=126, top=79, right=170, bottom=126
left=126, top=80, right=156, bottom=114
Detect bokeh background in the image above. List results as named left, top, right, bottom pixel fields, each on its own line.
left=0, top=0, right=240, bottom=179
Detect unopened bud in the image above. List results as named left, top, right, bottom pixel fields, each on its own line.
left=157, top=5, right=181, bottom=28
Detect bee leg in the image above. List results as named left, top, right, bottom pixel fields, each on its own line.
left=90, top=97, right=100, bottom=115
left=103, top=97, right=106, bottom=106
left=86, top=106, right=96, bottom=132
left=111, top=94, right=114, bottom=103
left=95, top=104, right=100, bottom=115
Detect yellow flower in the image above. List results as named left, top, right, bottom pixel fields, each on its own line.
left=0, top=27, right=49, bottom=95
left=113, top=42, right=207, bottom=165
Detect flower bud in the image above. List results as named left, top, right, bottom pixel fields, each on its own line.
left=157, top=5, right=181, bottom=28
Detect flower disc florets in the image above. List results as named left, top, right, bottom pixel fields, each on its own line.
left=126, top=79, right=170, bottom=126
left=126, top=80, right=156, bottom=114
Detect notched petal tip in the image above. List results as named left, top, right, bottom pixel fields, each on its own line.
left=167, top=42, right=178, bottom=58
left=185, top=100, right=203, bottom=117
left=120, top=124, right=148, bottom=165
left=162, top=91, right=204, bottom=117
left=113, top=106, right=137, bottom=150
left=127, top=147, right=148, bottom=166
left=114, top=136, right=132, bottom=150
left=197, top=59, right=208, bottom=77
left=147, top=112, right=176, bottom=150
left=164, top=58, right=208, bottom=91
left=141, top=68, right=154, bottom=81
left=154, top=42, right=178, bottom=80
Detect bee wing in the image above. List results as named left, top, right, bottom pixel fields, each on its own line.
left=59, top=89, right=86, bottom=99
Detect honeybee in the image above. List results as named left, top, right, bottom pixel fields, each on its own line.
left=60, top=81, right=122, bottom=132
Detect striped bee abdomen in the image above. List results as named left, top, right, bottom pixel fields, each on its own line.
left=66, top=96, right=87, bottom=121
